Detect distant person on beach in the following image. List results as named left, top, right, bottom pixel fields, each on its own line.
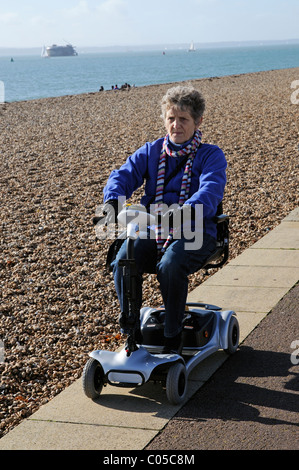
left=100, top=85, right=227, bottom=354
left=120, top=83, right=131, bottom=90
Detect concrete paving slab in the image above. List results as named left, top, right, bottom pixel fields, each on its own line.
left=251, top=221, right=299, bottom=249
left=0, top=419, right=158, bottom=451
left=25, top=377, right=182, bottom=430
left=201, top=265, right=299, bottom=288
left=229, top=248, right=299, bottom=267
left=187, top=284, right=289, bottom=313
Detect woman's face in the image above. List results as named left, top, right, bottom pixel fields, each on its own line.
left=164, top=106, right=201, bottom=144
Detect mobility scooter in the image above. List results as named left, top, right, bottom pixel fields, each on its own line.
left=82, top=204, right=239, bottom=405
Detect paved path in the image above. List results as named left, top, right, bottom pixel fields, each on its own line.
left=0, top=208, right=298, bottom=450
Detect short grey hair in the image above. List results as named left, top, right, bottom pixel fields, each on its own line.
left=161, top=85, right=205, bottom=124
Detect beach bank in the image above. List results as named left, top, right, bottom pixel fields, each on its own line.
left=0, top=68, right=298, bottom=437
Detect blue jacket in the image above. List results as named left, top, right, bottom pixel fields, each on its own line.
left=103, top=137, right=227, bottom=239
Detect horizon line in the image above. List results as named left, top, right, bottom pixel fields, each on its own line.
left=1, top=38, right=299, bottom=51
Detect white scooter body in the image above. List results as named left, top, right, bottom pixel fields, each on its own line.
left=89, top=305, right=237, bottom=384
left=83, top=206, right=239, bottom=405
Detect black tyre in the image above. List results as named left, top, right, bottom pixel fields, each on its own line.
left=166, top=362, right=187, bottom=405
left=82, top=357, right=104, bottom=399
left=224, top=316, right=239, bottom=355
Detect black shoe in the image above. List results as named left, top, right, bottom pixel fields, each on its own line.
left=162, top=332, right=183, bottom=355
left=119, top=313, right=143, bottom=343
left=125, top=335, right=139, bottom=356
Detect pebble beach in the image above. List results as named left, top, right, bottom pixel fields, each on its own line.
left=0, top=67, right=298, bottom=437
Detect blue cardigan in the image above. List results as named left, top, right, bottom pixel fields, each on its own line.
left=103, top=137, right=227, bottom=239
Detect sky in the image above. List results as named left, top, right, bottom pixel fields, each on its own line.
left=0, top=0, right=298, bottom=49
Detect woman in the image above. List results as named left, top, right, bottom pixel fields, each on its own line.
left=102, top=85, right=227, bottom=354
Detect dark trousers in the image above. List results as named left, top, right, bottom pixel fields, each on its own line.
left=112, top=233, right=216, bottom=338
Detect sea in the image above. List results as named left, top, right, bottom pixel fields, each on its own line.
left=0, top=43, right=298, bottom=103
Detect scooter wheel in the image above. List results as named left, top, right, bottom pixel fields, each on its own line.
left=224, top=316, right=239, bottom=355
left=166, top=362, right=187, bottom=405
left=82, top=357, right=104, bottom=399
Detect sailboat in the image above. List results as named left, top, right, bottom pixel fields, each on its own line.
left=188, top=41, right=196, bottom=52
left=41, top=46, right=48, bottom=58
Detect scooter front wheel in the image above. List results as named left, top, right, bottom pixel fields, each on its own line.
left=82, top=357, right=104, bottom=399
left=166, top=362, right=187, bottom=405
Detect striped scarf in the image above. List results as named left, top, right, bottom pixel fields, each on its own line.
left=155, top=130, right=202, bottom=253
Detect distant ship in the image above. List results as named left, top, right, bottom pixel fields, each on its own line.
left=43, top=44, right=78, bottom=57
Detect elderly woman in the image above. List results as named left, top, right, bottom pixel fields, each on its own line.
left=102, top=85, right=227, bottom=354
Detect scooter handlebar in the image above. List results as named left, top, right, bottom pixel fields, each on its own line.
left=117, top=206, right=156, bottom=230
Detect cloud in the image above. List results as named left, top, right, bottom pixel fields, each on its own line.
left=61, top=0, right=90, bottom=18
left=60, top=0, right=128, bottom=19
left=0, top=12, right=19, bottom=24
left=96, top=0, right=128, bottom=17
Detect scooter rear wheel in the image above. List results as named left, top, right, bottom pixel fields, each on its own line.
left=82, top=357, right=104, bottom=399
left=166, top=362, right=187, bottom=405
left=224, top=316, right=239, bottom=355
